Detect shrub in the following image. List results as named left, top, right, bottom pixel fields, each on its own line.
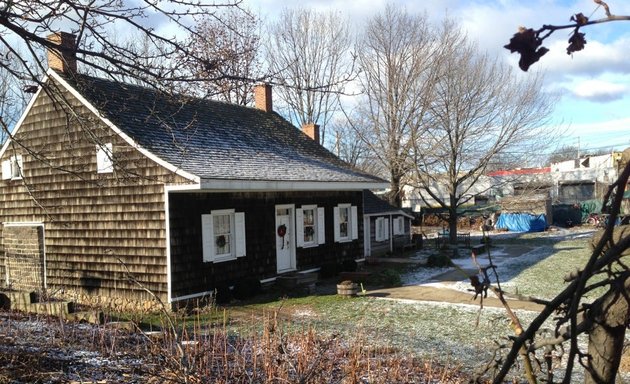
left=378, top=269, right=402, bottom=287
left=426, top=253, right=454, bottom=268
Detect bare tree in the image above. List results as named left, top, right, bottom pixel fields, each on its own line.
left=0, top=51, right=28, bottom=143
left=184, top=7, right=263, bottom=104
left=328, top=115, right=382, bottom=176
left=0, top=0, right=246, bottom=88
left=411, top=26, right=556, bottom=243
left=546, top=145, right=580, bottom=165
left=265, top=8, right=354, bottom=145
left=350, top=5, right=440, bottom=207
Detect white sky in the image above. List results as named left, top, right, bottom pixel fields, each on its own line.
left=245, top=0, right=630, bottom=153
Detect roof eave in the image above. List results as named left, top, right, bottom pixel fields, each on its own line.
left=364, top=210, right=414, bottom=219
left=199, top=178, right=389, bottom=192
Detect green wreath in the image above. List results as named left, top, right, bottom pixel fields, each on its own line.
left=277, top=224, right=287, bottom=237
left=216, top=235, right=226, bottom=248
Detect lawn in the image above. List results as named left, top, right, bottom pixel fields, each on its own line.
left=229, top=228, right=627, bottom=382
left=2, top=228, right=627, bottom=383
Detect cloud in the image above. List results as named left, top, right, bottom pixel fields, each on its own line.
left=570, top=79, right=627, bottom=102
left=542, top=36, right=630, bottom=79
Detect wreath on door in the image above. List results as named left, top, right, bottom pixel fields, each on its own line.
left=277, top=224, right=287, bottom=238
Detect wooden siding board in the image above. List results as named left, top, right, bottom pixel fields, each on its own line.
left=0, top=80, right=192, bottom=305
left=168, top=190, right=363, bottom=298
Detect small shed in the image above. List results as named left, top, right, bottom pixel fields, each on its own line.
left=362, top=190, right=414, bottom=257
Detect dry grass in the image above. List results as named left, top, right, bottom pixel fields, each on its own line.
left=0, top=308, right=473, bottom=383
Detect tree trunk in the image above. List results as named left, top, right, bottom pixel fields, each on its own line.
left=448, top=195, right=457, bottom=244
left=584, top=276, right=630, bottom=384
left=389, top=174, right=402, bottom=208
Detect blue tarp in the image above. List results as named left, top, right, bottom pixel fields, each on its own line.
left=495, top=213, right=547, bottom=232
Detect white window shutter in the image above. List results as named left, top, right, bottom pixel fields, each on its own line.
left=235, top=212, right=246, bottom=257
left=392, top=217, right=400, bottom=235
left=1, top=160, right=11, bottom=180
left=375, top=218, right=382, bottom=242
left=295, top=208, right=304, bottom=247
left=96, top=143, right=113, bottom=173
left=317, top=207, right=325, bottom=244
left=15, top=155, right=23, bottom=178
left=351, top=206, right=358, bottom=240
left=384, top=218, right=390, bottom=240
left=201, top=214, right=214, bottom=262
left=333, top=206, right=340, bottom=242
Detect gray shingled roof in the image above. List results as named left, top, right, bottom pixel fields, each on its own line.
left=61, top=73, right=386, bottom=185
left=363, top=190, right=413, bottom=217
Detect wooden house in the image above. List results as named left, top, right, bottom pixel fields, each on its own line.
left=0, top=33, right=387, bottom=309
left=362, top=190, right=414, bottom=257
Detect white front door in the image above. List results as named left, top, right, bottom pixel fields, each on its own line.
left=275, top=205, right=296, bottom=273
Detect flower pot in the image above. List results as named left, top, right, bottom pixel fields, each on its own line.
left=337, top=282, right=358, bottom=297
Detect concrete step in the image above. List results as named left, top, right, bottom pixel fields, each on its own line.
left=0, top=290, right=35, bottom=308
left=67, top=310, right=104, bottom=325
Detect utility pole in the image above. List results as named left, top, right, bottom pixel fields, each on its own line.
left=577, top=137, right=580, bottom=158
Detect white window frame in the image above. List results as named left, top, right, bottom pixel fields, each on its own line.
left=375, top=217, right=390, bottom=242
left=96, top=143, right=114, bottom=173
left=201, top=209, right=246, bottom=263
left=393, top=216, right=405, bottom=235
left=296, top=205, right=325, bottom=248
left=2, top=155, right=23, bottom=181
left=334, top=203, right=358, bottom=243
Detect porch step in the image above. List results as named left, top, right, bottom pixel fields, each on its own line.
left=339, top=271, right=372, bottom=283
left=276, top=272, right=319, bottom=294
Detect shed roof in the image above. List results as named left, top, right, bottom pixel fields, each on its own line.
left=51, top=71, right=386, bottom=189
left=363, top=190, right=413, bottom=218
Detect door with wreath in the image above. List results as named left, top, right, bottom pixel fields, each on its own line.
left=275, top=205, right=296, bottom=273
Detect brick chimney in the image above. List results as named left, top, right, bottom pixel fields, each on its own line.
left=302, top=123, right=320, bottom=143
left=47, top=32, right=77, bottom=73
left=254, top=84, right=272, bottom=112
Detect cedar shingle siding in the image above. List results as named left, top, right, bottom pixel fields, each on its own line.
left=0, top=83, right=189, bottom=306
left=169, top=191, right=363, bottom=299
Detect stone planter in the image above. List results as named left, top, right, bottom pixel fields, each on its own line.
left=337, top=281, right=358, bottom=297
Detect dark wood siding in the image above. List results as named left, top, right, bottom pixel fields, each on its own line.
left=367, top=215, right=411, bottom=257
left=0, top=82, right=191, bottom=307
left=169, top=190, right=363, bottom=299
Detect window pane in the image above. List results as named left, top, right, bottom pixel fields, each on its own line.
left=213, top=214, right=232, bottom=255
left=340, top=207, right=350, bottom=238
left=304, top=209, right=314, bottom=225
left=303, top=208, right=315, bottom=243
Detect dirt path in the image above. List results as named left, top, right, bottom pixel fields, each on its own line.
left=367, top=285, right=545, bottom=312
left=366, top=243, right=547, bottom=312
